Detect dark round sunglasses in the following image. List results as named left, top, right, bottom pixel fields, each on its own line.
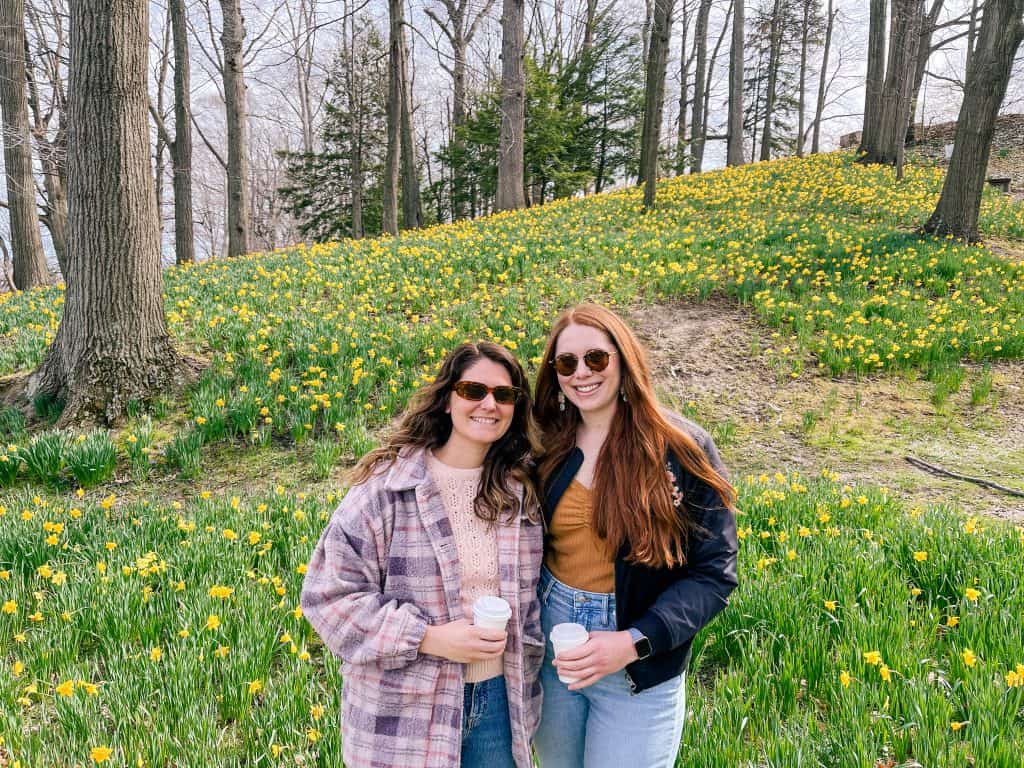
left=452, top=380, right=522, bottom=405
left=550, top=348, right=616, bottom=377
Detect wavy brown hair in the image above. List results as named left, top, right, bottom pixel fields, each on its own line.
left=534, top=304, right=735, bottom=567
left=350, top=341, right=537, bottom=523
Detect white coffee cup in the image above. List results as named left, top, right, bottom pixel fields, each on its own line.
left=472, top=595, right=512, bottom=631
left=550, top=622, right=590, bottom=684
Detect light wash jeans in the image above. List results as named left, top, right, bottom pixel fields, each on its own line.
left=461, top=675, right=515, bottom=768
left=533, top=567, right=687, bottom=768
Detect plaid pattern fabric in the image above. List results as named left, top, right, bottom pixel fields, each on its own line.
left=301, top=448, right=544, bottom=768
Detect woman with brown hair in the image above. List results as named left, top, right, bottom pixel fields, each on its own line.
left=301, top=341, right=545, bottom=768
left=531, top=304, right=738, bottom=768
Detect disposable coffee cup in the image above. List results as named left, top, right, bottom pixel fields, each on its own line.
left=550, top=622, right=590, bottom=684
left=472, top=595, right=512, bottom=631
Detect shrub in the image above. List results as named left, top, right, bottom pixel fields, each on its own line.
left=21, top=430, right=69, bottom=486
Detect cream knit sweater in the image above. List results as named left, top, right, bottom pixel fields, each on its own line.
left=426, top=452, right=504, bottom=682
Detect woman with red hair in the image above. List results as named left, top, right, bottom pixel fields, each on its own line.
left=532, top=304, right=738, bottom=768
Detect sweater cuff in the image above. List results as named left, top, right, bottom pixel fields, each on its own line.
left=631, top=611, right=673, bottom=658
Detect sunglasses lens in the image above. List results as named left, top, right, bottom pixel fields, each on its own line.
left=454, top=382, right=488, bottom=401
left=454, top=382, right=519, bottom=404
left=583, top=349, right=611, bottom=372
left=553, top=354, right=579, bottom=376
left=492, top=387, right=519, bottom=405
left=553, top=350, right=611, bottom=375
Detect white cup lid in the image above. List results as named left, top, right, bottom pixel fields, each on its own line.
left=550, top=622, right=589, bottom=642
left=473, top=595, right=512, bottom=617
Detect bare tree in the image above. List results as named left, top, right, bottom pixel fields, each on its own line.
left=26, top=0, right=190, bottom=424
left=858, top=0, right=886, bottom=158
left=726, top=0, right=744, bottom=165
left=399, top=0, right=419, bottom=230
left=24, top=0, right=68, bottom=275
left=758, top=0, right=782, bottom=162
left=220, top=0, right=250, bottom=255
left=810, top=0, right=835, bottom=154
left=424, top=0, right=496, bottom=219
left=859, top=0, right=924, bottom=166
left=383, top=0, right=403, bottom=232
left=688, top=0, right=710, bottom=173
left=1, top=0, right=49, bottom=288
left=676, top=0, right=694, bottom=174
left=640, top=0, right=675, bottom=208
left=923, top=0, right=1024, bottom=241
left=496, top=0, right=525, bottom=211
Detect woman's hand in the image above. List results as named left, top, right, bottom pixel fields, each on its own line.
left=554, top=630, right=638, bottom=690
left=419, top=619, right=507, bottom=663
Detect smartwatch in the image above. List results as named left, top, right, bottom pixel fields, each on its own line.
left=627, top=627, right=652, bottom=661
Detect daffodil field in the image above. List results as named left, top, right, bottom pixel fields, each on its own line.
left=1, top=153, right=1023, bottom=765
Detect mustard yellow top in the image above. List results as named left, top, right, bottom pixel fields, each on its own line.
left=544, top=479, right=615, bottom=593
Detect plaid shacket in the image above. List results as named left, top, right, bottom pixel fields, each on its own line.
left=301, top=448, right=545, bottom=768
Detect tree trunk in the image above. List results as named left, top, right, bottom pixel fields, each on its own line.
left=383, top=0, right=402, bottom=233
left=641, top=0, right=676, bottom=208
left=496, top=0, right=525, bottom=211
left=688, top=0, right=710, bottom=173
left=759, top=0, right=783, bottom=161
left=0, top=0, right=49, bottom=289
left=923, top=0, right=1024, bottom=241
left=858, top=0, right=887, bottom=157
left=866, top=0, right=923, bottom=165
left=583, top=0, right=598, bottom=55
left=398, top=7, right=420, bottom=230
left=676, top=1, right=691, bottom=175
left=906, top=0, right=944, bottom=143
left=26, top=0, right=190, bottom=425
left=220, top=0, right=250, bottom=255
left=811, top=0, right=835, bottom=154
left=797, top=0, right=810, bottom=157
left=170, top=0, right=194, bottom=264
left=726, top=0, right=744, bottom=166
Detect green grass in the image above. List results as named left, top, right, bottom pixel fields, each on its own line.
left=1, top=152, right=1024, bottom=764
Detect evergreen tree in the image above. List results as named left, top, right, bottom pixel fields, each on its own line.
left=278, top=23, right=387, bottom=240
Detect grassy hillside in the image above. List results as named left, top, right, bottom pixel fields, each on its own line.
left=1, top=153, right=1023, bottom=766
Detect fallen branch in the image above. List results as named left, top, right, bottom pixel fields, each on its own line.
left=904, top=456, right=1024, bottom=498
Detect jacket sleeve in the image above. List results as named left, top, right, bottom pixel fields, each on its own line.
left=630, top=436, right=738, bottom=657
left=300, top=486, right=429, bottom=669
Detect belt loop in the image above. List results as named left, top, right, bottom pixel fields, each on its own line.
left=541, top=570, right=556, bottom=605
left=606, top=594, right=614, bottom=628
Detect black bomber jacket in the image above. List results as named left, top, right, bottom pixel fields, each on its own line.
left=542, top=416, right=739, bottom=693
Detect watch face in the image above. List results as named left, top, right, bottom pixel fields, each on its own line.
left=635, top=636, right=653, bottom=659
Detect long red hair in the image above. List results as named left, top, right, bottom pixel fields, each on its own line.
left=534, top=304, right=736, bottom=568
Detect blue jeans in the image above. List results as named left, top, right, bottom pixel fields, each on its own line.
left=533, top=567, right=687, bottom=768
left=461, top=675, right=515, bottom=768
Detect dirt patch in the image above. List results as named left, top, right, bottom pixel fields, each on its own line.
left=986, top=236, right=1024, bottom=263
left=628, top=297, right=1024, bottom=521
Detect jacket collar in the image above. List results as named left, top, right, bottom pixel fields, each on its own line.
left=381, top=446, right=431, bottom=492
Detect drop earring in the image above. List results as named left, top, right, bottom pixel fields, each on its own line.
left=620, top=386, right=627, bottom=403
left=557, top=391, right=565, bottom=412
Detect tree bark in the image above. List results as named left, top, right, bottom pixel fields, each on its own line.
left=923, top=0, right=1024, bottom=241
left=688, top=0, right=710, bottom=173
left=383, top=0, right=402, bottom=233
left=869, top=0, right=924, bottom=165
left=170, top=0, right=195, bottom=264
left=26, top=0, right=190, bottom=425
left=398, top=4, right=420, bottom=230
left=496, top=0, right=525, bottom=211
left=811, top=0, right=835, bottom=154
left=906, top=0, right=945, bottom=143
left=22, top=9, right=68, bottom=277
left=858, top=0, right=887, bottom=157
left=797, top=0, right=810, bottom=157
left=641, top=0, right=675, bottom=208
left=726, top=0, right=745, bottom=166
left=0, top=0, right=49, bottom=289
left=759, top=0, right=783, bottom=161
left=220, top=0, right=250, bottom=255
left=676, top=0, right=691, bottom=174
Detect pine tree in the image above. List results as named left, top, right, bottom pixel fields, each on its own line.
left=278, top=24, right=388, bottom=240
